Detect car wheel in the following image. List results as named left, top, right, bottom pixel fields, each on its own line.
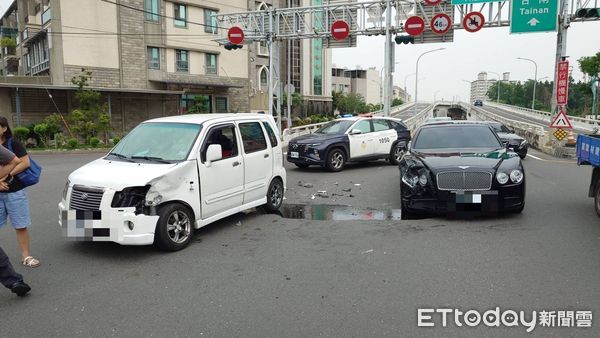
left=154, top=204, right=194, bottom=251
left=326, top=148, right=346, bottom=172
left=294, top=163, right=309, bottom=169
left=264, top=178, right=284, bottom=213
left=389, top=142, right=405, bottom=165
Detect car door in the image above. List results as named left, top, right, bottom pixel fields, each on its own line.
left=238, top=121, right=273, bottom=205
left=347, top=119, right=373, bottom=159
left=198, top=124, right=244, bottom=219
left=372, top=118, right=398, bottom=155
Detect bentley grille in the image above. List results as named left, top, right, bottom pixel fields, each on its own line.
left=436, top=171, right=492, bottom=191
left=70, top=186, right=104, bottom=211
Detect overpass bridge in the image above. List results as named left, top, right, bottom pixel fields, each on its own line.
left=281, top=100, right=585, bottom=158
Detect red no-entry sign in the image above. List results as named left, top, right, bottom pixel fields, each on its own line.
left=331, top=20, right=350, bottom=40
left=404, top=16, right=425, bottom=36
left=227, top=26, right=245, bottom=44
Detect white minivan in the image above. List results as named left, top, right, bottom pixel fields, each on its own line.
left=59, top=114, right=286, bottom=251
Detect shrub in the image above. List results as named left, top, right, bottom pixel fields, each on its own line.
left=33, top=123, right=49, bottom=146
left=67, top=138, right=78, bottom=149
left=13, top=127, right=29, bottom=142
left=89, top=137, right=100, bottom=148
left=112, top=137, right=120, bottom=145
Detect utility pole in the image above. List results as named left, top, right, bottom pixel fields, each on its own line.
left=551, top=0, right=569, bottom=116
left=382, top=0, right=392, bottom=117
left=286, top=0, right=292, bottom=129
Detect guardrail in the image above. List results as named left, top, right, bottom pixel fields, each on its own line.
left=404, top=102, right=435, bottom=132
left=486, top=102, right=600, bottom=131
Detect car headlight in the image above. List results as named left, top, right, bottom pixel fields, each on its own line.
left=419, top=174, right=428, bottom=186
left=496, top=172, right=509, bottom=184
left=520, top=139, right=528, bottom=146
left=62, top=179, right=70, bottom=201
left=111, top=186, right=151, bottom=208
left=510, top=169, right=524, bottom=184
left=306, top=143, right=321, bottom=148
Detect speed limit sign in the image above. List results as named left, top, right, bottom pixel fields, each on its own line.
left=430, top=13, right=451, bottom=35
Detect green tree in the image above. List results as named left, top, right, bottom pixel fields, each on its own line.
left=579, top=52, right=600, bottom=78
left=392, top=98, right=404, bottom=107
left=69, top=69, right=110, bottom=142
left=187, top=95, right=210, bottom=114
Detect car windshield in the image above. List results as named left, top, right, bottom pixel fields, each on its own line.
left=314, top=120, right=355, bottom=135
left=490, top=123, right=511, bottom=133
left=413, top=126, right=502, bottom=150
left=108, top=122, right=202, bottom=162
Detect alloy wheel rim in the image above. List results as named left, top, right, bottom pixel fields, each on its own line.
left=331, top=152, right=343, bottom=169
left=270, top=183, right=282, bottom=206
left=394, top=146, right=405, bottom=161
left=166, top=211, right=191, bottom=244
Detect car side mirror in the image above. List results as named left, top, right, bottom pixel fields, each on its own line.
left=502, top=141, right=510, bottom=150
left=350, top=129, right=362, bottom=135
left=205, top=144, right=222, bottom=167
left=510, top=129, right=515, bottom=133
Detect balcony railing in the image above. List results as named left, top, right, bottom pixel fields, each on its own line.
left=205, top=65, right=217, bottom=75
left=148, top=60, right=160, bottom=70
left=176, top=60, right=188, bottom=72
left=31, top=59, right=49, bottom=75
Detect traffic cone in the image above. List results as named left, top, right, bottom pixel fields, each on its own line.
left=565, top=131, right=576, bottom=147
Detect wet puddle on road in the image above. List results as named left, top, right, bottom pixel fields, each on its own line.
left=280, top=204, right=402, bottom=221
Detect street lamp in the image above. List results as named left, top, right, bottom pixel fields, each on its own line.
left=488, top=71, right=501, bottom=103
left=517, top=57, right=538, bottom=110
left=415, top=47, right=445, bottom=114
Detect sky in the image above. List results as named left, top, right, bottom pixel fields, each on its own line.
left=0, top=0, right=598, bottom=103
left=333, top=14, right=600, bottom=103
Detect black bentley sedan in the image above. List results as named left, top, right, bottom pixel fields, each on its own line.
left=399, top=122, right=525, bottom=218
left=487, top=122, right=528, bottom=159
left=287, top=116, right=411, bottom=172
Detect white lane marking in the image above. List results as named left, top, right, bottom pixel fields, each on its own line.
left=526, top=154, right=545, bottom=161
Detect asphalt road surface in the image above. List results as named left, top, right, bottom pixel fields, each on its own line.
left=392, top=103, right=431, bottom=120
left=1, top=150, right=599, bottom=336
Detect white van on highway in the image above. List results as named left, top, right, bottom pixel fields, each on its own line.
left=58, top=114, right=286, bottom=251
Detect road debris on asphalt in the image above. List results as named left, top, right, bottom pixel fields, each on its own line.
left=361, top=249, right=374, bottom=254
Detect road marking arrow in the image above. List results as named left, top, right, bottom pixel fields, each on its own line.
left=527, top=18, right=540, bottom=26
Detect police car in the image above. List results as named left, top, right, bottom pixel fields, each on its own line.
left=287, top=116, right=411, bottom=171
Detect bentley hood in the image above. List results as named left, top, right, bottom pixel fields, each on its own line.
left=411, top=148, right=518, bottom=171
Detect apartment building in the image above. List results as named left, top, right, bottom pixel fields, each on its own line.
left=331, top=66, right=381, bottom=105
left=0, top=0, right=248, bottom=132
left=392, top=85, right=410, bottom=103
left=469, top=72, right=496, bottom=103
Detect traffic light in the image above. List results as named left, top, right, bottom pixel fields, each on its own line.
left=394, top=35, right=414, bottom=44
left=224, top=43, right=243, bottom=50
left=576, top=8, right=599, bottom=18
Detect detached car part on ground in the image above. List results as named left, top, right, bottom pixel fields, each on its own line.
left=399, top=122, right=525, bottom=219
left=287, top=116, right=411, bottom=172
left=59, top=114, right=286, bottom=251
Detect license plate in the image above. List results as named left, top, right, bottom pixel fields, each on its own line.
left=290, top=151, right=299, bottom=158
left=455, top=193, right=482, bottom=204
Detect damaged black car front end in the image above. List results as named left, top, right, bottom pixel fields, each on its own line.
left=399, top=123, right=526, bottom=218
